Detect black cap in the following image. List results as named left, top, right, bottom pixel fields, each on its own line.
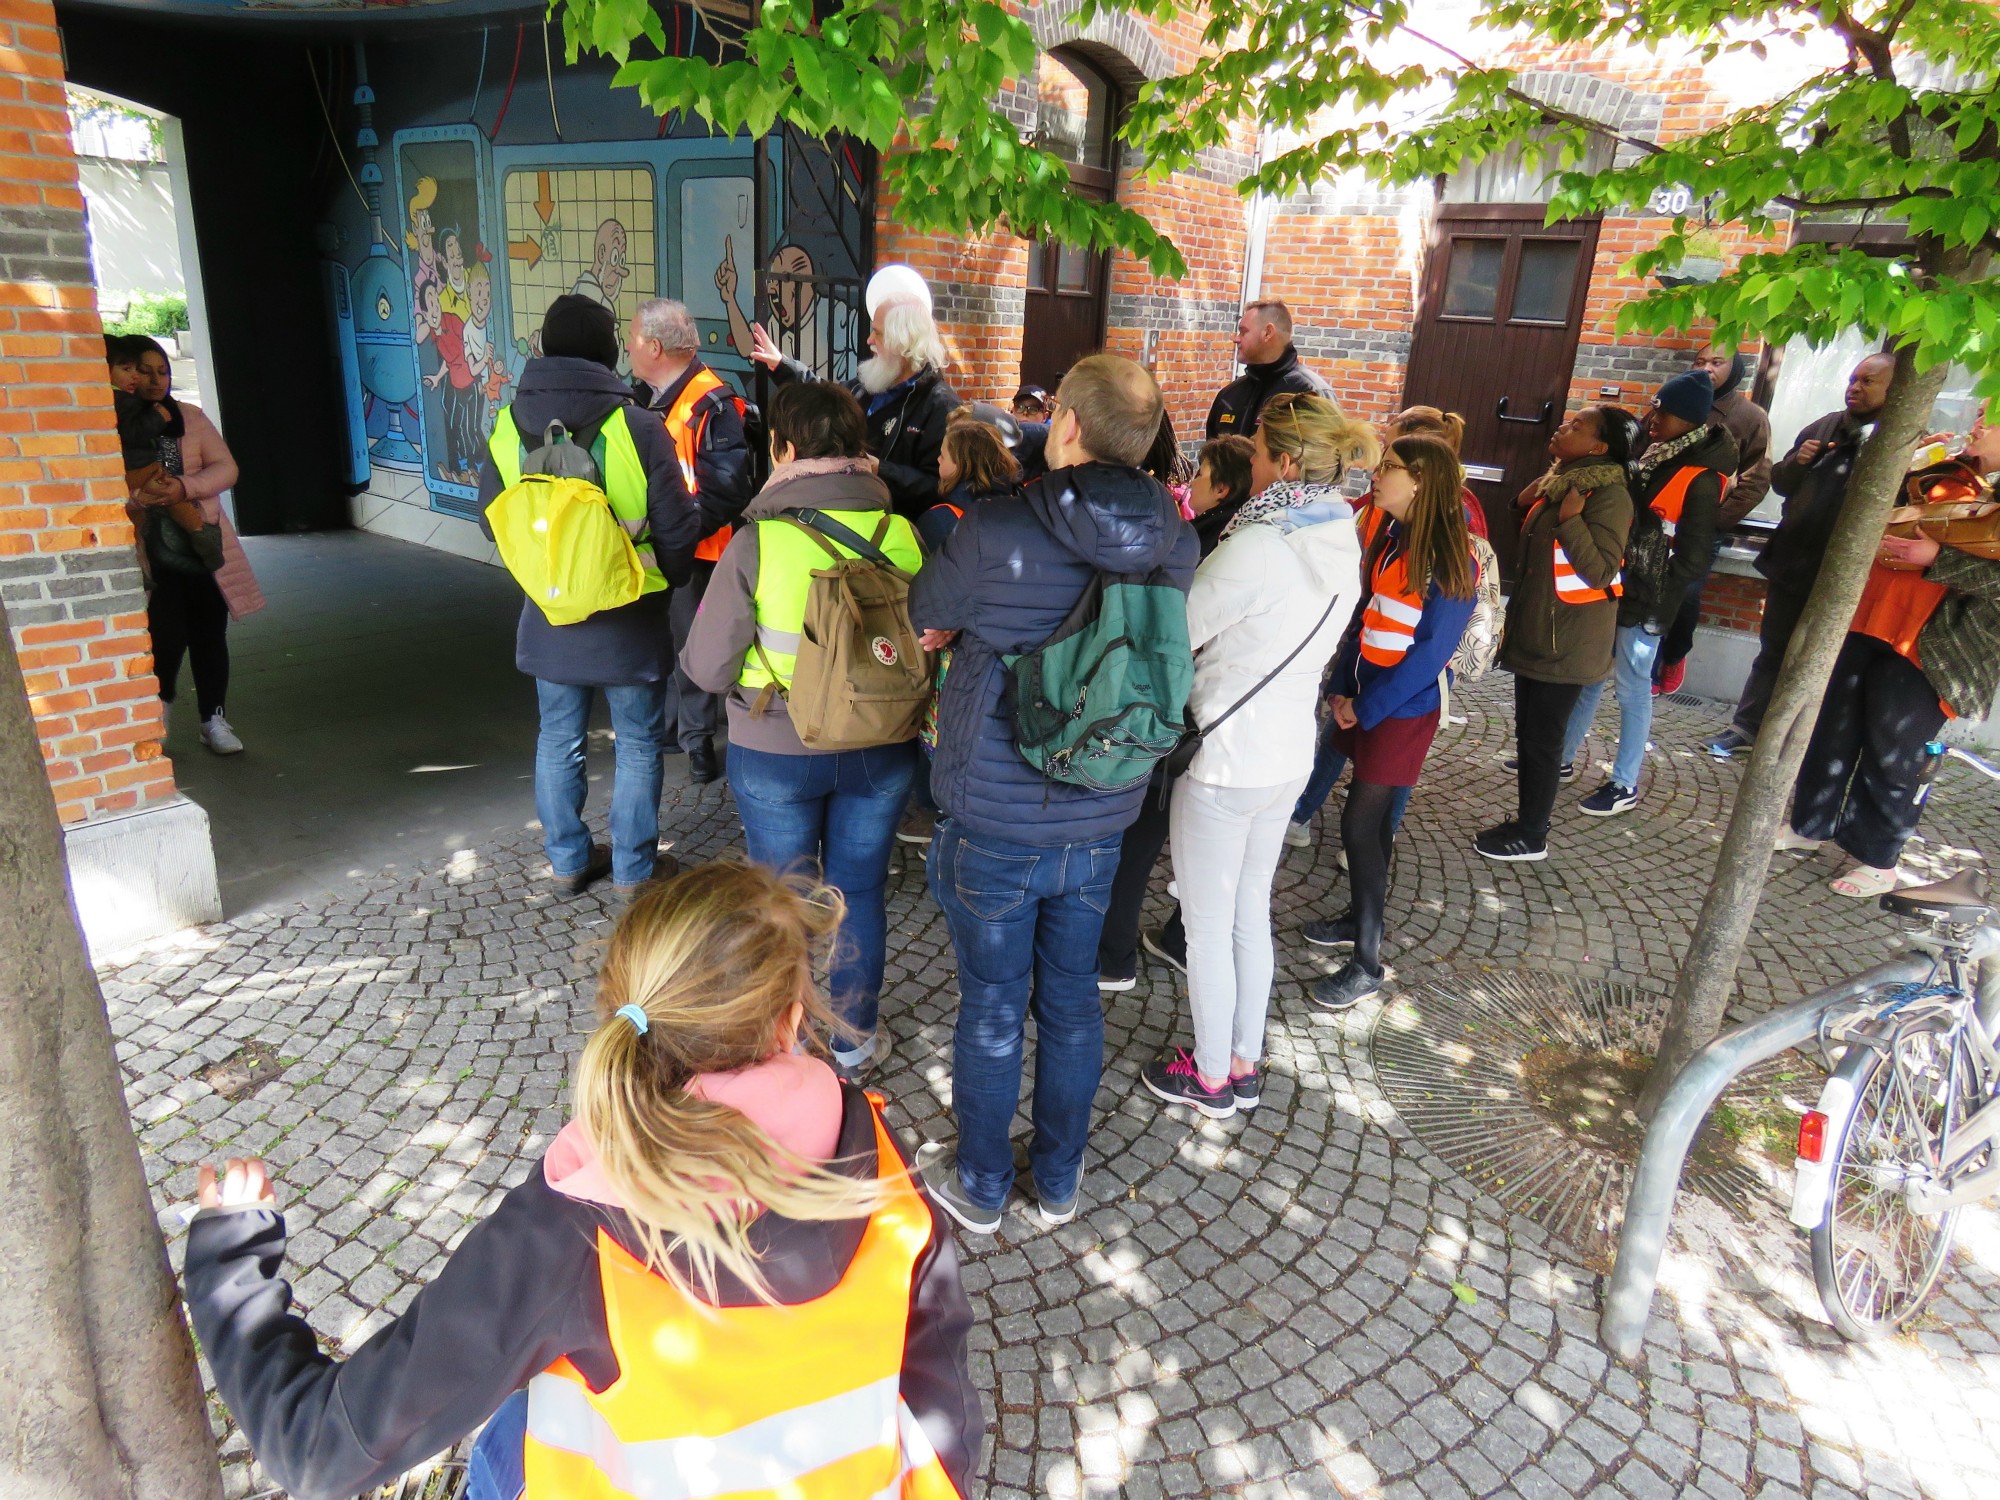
left=540, top=294, right=620, bottom=371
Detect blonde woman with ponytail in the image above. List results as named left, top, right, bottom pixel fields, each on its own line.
left=1138, top=392, right=1370, bottom=1122
left=183, top=861, right=982, bottom=1500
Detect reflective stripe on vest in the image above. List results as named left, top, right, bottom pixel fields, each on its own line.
left=663, top=366, right=739, bottom=563
left=1359, top=546, right=1424, bottom=666
left=519, top=1104, right=957, bottom=1500
left=488, top=407, right=666, bottom=592
left=1527, top=499, right=1622, bottom=604
left=738, top=512, right=924, bottom=694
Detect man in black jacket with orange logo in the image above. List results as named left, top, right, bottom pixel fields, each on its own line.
left=1205, top=299, right=1330, bottom=440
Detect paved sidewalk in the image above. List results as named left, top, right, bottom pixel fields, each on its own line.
left=105, top=682, right=2000, bottom=1498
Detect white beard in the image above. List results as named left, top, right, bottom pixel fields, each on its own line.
left=857, top=354, right=909, bottom=394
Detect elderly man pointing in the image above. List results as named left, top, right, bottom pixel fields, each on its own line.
left=750, top=265, right=960, bottom=517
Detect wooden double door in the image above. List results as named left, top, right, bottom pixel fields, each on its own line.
left=1402, top=206, right=1602, bottom=583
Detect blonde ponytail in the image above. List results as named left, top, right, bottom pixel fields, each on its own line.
left=1260, top=392, right=1382, bottom=486
left=574, top=862, right=884, bottom=1304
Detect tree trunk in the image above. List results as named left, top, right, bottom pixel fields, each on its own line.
left=1634, top=345, right=1951, bottom=1119
left=0, top=601, right=222, bottom=1499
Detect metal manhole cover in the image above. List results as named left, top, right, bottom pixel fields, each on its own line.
left=199, top=1041, right=286, bottom=1100
left=1371, top=969, right=1779, bottom=1272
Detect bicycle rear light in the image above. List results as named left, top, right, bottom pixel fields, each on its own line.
left=1797, top=1111, right=1828, bottom=1163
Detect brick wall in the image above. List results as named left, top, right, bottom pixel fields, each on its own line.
left=1, top=0, right=175, bottom=825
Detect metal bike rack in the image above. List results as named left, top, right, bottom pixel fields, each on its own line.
left=1598, top=954, right=1930, bottom=1360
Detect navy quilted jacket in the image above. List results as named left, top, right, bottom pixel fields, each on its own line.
left=911, top=462, right=1197, bottom=846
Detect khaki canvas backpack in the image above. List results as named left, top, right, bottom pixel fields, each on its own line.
left=750, top=511, right=933, bottom=750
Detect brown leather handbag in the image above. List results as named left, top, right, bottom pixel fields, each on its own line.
left=1885, top=457, right=2000, bottom=561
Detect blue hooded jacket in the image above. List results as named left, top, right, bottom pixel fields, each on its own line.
left=911, top=462, right=1198, bottom=846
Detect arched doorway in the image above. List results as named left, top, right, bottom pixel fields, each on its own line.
left=1020, top=48, right=1122, bottom=393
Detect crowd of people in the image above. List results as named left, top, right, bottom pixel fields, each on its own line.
left=154, top=275, right=2000, bottom=1500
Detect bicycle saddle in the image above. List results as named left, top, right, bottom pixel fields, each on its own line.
left=1881, top=868, right=1995, bottom=924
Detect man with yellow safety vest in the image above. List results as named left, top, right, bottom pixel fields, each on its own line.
left=1557, top=371, right=1736, bottom=819
left=477, top=295, right=701, bottom=896
left=628, top=298, right=754, bottom=784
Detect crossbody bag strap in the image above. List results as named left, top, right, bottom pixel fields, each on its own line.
left=789, top=507, right=896, bottom=567
left=1194, top=583, right=1349, bottom=741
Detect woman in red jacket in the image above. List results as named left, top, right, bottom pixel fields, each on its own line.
left=185, top=861, right=981, bottom=1500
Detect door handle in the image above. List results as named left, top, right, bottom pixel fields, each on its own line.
left=1497, top=396, right=1555, bottom=426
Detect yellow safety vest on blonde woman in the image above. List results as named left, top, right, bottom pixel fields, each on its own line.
left=520, top=1104, right=963, bottom=1499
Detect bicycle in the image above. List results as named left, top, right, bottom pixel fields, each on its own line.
left=1789, top=744, right=2000, bottom=1339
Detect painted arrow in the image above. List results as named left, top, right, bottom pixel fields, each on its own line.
left=508, top=238, right=543, bottom=268
left=535, top=171, right=555, bottom=225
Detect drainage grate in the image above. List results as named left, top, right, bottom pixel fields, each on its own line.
left=199, top=1041, right=286, bottom=1100
left=1371, top=969, right=1786, bottom=1272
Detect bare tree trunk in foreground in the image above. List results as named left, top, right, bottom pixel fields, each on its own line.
left=0, top=598, right=222, bottom=1499
left=1636, top=345, right=1951, bottom=1119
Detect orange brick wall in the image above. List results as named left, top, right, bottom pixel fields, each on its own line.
left=0, top=0, right=175, bottom=824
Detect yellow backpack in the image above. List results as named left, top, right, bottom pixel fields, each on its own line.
left=485, top=413, right=648, bottom=626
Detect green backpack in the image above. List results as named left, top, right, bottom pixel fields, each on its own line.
left=1005, top=568, right=1194, bottom=791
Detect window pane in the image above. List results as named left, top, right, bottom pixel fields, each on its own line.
left=1027, top=243, right=1048, bottom=291
left=1441, top=239, right=1505, bottom=319
left=1057, top=241, right=1094, bottom=291
left=1035, top=54, right=1111, bottom=168
left=1511, top=240, right=1580, bottom=323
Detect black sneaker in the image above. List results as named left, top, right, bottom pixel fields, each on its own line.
left=1140, top=1047, right=1236, bottom=1119
left=915, top=1145, right=1003, bottom=1234
left=1302, top=911, right=1357, bottom=948
left=1578, top=780, right=1639, bottom=817
left=1141, top=925, right=1187, bottom=976
left=687, top=737, right=721, bottom=785
left=1230, top=1066, right=1262, bottom=1110
left=1312, top=961, right=1383, bottom=1010
left=1475, top=821, right=1548, bottom=863
left=1502, top=754, right=1576, bottom=781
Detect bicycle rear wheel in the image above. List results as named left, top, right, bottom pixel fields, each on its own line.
left=1809, top=1031, right=1962, bottom=1340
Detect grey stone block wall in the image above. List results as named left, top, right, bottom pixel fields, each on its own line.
left=1108, top=292, right=1240, bottom=337
left=0, top=201, right=92, bottom=285
left=932, top=279, right=1029, bottom=329
left=1294, top=323, right=1414, bottom=366
left=0, top=547, right=148, bottom=630
left=1572, top=341, right=1699, bottom=400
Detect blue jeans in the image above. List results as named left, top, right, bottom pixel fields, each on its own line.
left=1561, top=624, right=1663, bottom=790
left=929, top=823, right=1120, bottom=1208
left=1292, top=716, right=1411, bottom=832
left=465, top=1390, right=527, bottom=1500
left=727, top=741, right=916, bottom=1037
left=534, top=679, right=668, bottom=887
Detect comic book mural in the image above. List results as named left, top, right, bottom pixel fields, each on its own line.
left=319, top=31, right=871, bottom=522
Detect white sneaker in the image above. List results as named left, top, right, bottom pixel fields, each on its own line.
left=200, top=713, right=244, bottom=755
left=1283, top=820, right=1313, bottom=849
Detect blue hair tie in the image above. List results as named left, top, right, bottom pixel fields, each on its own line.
left=615, top=1003, right=650, bottom=1036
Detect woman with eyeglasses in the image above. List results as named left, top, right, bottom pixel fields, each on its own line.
left=1305, top=435, right=1478, bottom=1011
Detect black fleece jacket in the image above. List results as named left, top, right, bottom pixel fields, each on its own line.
left=1204, top=344, right=1331, bottom=440
left=182, top=1086, right=983, bottom=1500
left=770, top=354, right=960, bottom=518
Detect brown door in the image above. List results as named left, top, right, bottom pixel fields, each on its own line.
left=1402, top=206, right=1601, bottom=583
left=1021, top=164, right=1112, bottom=393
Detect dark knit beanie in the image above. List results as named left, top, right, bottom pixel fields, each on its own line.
left=540, top=294, right=620, bottom=371
left=1656, top=369, right=1715, bottom=425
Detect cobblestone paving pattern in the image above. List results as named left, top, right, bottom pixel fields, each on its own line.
left=103, top=682, right=2000, bottom=1498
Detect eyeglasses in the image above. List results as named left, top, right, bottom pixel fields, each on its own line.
left=1377, top=459, right=1409, bottom=474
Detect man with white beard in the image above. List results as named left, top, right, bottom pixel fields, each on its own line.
left=749, top=265, right=960, bottom=518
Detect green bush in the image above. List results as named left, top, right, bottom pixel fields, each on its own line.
left=105, top=290, right=189, bottom=338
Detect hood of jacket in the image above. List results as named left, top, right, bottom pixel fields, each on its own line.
left=1024, top=462, right=1186, bottom=574
left=1270, top=498, right=1361, bottom=594
left=743, top=465, right=895, bottom=521
left=508, top=355, right=637, bottom=442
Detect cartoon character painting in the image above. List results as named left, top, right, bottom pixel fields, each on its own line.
left=717, top=238, right=827, bottom=373
left=569, top=218, right=629, bottom=311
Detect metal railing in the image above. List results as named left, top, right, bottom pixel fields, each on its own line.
left=1598, top=955, right=1931, bottom=1359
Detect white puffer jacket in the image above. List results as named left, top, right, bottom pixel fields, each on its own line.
left=1182, top=496, right=1363, bottom=787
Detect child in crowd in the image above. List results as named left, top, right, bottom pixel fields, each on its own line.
left=1306, top=434, right=1478, bottom=1009
left=183, top=861, right=982, bottom=1500
left=107, top=333, right=174, bottom=490
left=918, top=414, right=1024, bottom=554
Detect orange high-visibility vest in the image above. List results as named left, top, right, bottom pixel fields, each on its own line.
left=1528, top=499, right=1623, bottom=604
left=520, top=1103, right=961, bottom=1500
left=1359, top=544, right=1425, bottom=666
left=664, top=366, right=744, bottom=564
left=1853, top=562, right=1950, bottom=704
left=1646, top=465, right=1725, bottom=540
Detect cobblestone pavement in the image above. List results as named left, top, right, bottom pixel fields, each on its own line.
left=105, top=680, right=2000, bottom=1498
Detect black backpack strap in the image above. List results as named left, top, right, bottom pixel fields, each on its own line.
left=791, top=507, right=896, bottom=567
